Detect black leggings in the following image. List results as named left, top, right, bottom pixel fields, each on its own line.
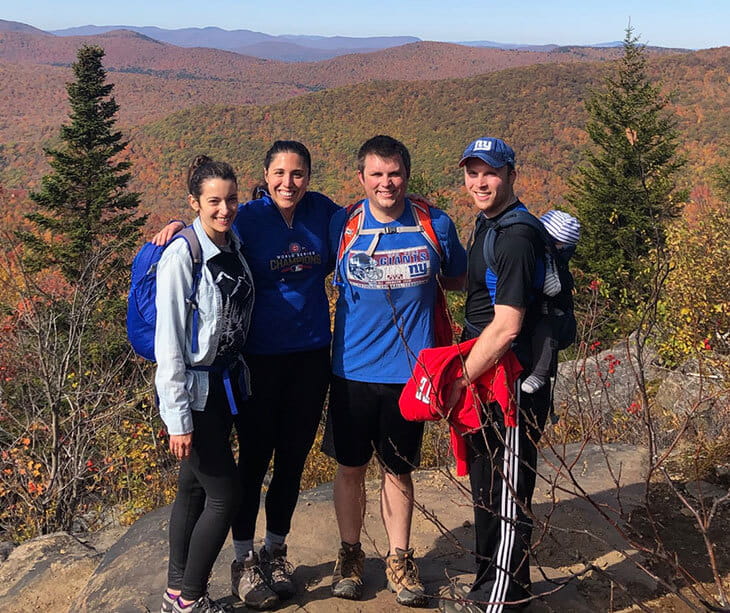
left=167, top=376, right=240, bottom=601
left=232, top=346, right=330, bottom=540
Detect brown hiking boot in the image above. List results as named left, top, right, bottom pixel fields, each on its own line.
left=386, top=547, right=428, bottom=607
left=260, top=543, right=296, bottom=600
left=231, top=552, right=279, bottom=610
left=331, top=541, right=365, bottom=600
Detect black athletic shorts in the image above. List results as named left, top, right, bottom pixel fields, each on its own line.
left=322, top=375, right=424, bottom=475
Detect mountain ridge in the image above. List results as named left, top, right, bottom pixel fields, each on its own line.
left=0, top=19, right=697, bottom=61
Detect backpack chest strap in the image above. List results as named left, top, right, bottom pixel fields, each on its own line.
left=357, top=224, right=425, bottom=256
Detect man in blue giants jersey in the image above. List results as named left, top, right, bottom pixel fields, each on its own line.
left=324, top=135, right=467, bottom=607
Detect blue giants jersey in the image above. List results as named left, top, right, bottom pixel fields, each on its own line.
left=330, top=199, right=466, bottom=384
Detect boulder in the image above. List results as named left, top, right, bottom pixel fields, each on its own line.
left=554, top=336, right=662, bottom=420
left=69, top=442, right=651, bottom=612
left=0, top=532, right=102, bottom=612
left=654, top=356, right=729, bottom=433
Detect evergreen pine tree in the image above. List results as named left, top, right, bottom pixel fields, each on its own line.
left=18, top=44, right=144, bottom=282
left=567, top=27, right=685, bottom=330
left=0, top=46, right=150, bottom=536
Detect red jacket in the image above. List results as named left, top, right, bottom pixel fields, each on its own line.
left=399, top=338, right=523, bottom=475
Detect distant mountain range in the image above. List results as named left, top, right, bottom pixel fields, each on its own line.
left=0, top=17, right=719, bottom=215
left=0, top=19, right=670, bottom=62
left=45, top=24, right=419, bottom=61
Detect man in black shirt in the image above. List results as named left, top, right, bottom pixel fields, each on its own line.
left=442, top=138, right=550, bottom=613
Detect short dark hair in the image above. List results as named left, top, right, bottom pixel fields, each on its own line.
left=357, top=135, right=411, bottom=178
left=187, top=155, right=237, bottom=199
left=263, top=140, right=312, bottom=177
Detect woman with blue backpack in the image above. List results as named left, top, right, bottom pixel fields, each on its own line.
left=155, top=155, right=254, bottom=613
left=153, top=141, right=339, bottom=610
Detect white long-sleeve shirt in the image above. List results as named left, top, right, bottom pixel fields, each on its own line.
left=154, top=217, right=253, bottom=435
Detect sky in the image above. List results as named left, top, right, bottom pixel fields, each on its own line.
left=4, top=0, right=729, bottom=49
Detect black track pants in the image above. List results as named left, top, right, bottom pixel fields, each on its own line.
left=464, top=382, right=550, bottom=611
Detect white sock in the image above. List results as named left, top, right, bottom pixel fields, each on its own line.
left=521, top=374, right=546, bottom=394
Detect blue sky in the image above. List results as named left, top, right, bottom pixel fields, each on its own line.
left=4, top=0, right=728, bottom=49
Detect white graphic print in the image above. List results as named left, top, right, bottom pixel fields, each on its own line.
left=415, top=376, right=432, bottom=404
left=472, top=139, right=494, bottom=151
left=347, top=246, right=431, bottom=289
left=214, top=271, right=245, bottom=296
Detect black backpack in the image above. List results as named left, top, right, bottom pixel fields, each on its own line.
left=482, top=206, right=577, bottom=351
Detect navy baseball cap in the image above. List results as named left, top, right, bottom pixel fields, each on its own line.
left=458, top=137, right=516, bottom=168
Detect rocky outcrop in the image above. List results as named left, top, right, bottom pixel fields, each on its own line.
left=0, top=532, right=107, bottom=612
left=0, top=443, right=658, bottom=612
left=654, top=355, right=729, bottom=432
left=554, top=337, right=663, bottom=417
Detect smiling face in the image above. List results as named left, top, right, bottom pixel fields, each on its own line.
left=358, top=153, right=408, bottom=222
left=463, top=158, right=516, bottom=217
left=264, top=151, right=310, bottom=218
left=189, top=177, right=239, bottom=245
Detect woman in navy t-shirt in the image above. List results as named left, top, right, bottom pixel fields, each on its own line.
left=155, top=141, right=339, bottom=609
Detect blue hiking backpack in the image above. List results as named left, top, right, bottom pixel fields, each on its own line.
left=483, top=207, right=577, bottom=350
left=126, top=226, right=203, bottom=361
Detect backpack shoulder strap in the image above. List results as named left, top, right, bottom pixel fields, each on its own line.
left=409, top=196, right=443, bottom=258
left=170, top=225, right=204, bottom=353
left=483, top=205, right=554, bottom=270
left=337, top=201, right=366, bottom=261
left=335, top=197, right=445, bottom=276
left=334, top=201, right=366, bottom=285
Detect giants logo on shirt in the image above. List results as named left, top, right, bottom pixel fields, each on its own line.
left=347, top=246, right=431, bottom=289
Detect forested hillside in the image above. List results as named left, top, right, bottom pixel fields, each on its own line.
left=0, top=28, right=725, bottom=234
left=123, top=46, right=729, bottom=230
left=0, top=27, right=687, bottom=194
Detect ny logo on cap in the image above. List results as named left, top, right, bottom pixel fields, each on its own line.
left=472, top=140, right=494, bottom=151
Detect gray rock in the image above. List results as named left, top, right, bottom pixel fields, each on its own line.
left=28, top=443, right=658, bottom=612
left=0, top=532, right=101, bottom=611
left=685, top=479, right=729, bottom=502
left=554, top=336, right=662, bottom=422
left=655, top=356, right=729, bottom=435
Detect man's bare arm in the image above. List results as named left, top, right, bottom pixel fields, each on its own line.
left=446, top=304, right=524, bottom=409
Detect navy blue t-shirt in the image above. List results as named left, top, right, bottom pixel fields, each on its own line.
left=233, top=191, right=340, bottom=355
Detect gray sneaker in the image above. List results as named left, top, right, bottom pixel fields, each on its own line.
left=260, top=543, right=296, bottom=600
left=172, top=594, right=230, bottom=613
left=161, top=590, right=178, bottom=613
left=331, top=541, right=365, bottom=600
left=438, top=582, right=485, bottom=613
left=231, top=553, right=279, bottom=610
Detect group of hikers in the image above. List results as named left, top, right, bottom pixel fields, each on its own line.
left=142, top=134, right=581, bottom=613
